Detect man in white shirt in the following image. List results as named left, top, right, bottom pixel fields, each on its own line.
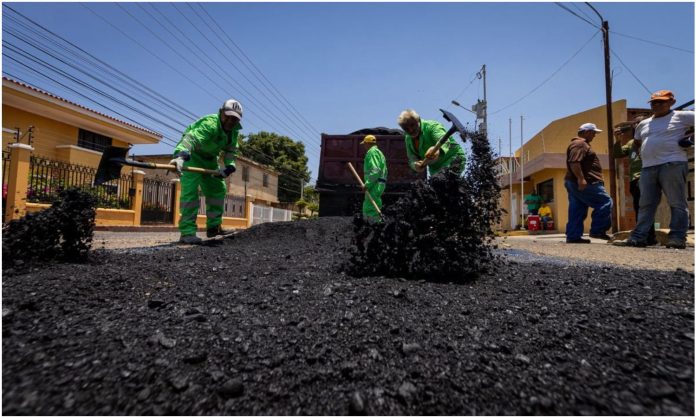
left=626, top=90, right=694, bottom=249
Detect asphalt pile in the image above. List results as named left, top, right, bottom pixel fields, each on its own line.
left=348, top=132, right=502, bottom=281
left=2, top=187, right=96, bottom=271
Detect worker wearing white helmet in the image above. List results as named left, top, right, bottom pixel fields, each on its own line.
left=170, top=99, right=243, bottom=244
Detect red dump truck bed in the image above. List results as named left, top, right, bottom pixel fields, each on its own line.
left=316, top=133, right=425, bottom=217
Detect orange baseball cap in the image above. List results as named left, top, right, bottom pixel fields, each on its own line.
left=648, top=90, right=674, bottom=102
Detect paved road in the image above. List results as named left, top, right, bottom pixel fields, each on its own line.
left=499, top=233, right=694, bottom=273
left=92, top=230, right=695, bottom=273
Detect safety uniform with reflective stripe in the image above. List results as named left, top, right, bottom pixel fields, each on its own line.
left=404, top=119, right=466, bottom=175
left=363, top=145, right=387, bottom=220
left=173, top=114, right=241, bottom=236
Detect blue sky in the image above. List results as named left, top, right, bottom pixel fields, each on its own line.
left=3, top=2, right=694, bottom=184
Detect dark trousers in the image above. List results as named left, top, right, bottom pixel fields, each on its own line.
left=629, top=178, right=656, bottom=244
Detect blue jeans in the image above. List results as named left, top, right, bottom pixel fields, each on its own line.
left=630, top=161, right=689, bottom=243
left=564, top=180, right=613, bottom=240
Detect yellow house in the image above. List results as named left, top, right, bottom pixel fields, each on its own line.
left=133, top=153, right=280, bottom=206
left=498, top=99, right=694, bottom=234
left=2, top=77, right=161, bottom=165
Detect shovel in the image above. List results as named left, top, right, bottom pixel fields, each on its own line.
left=94, top=146, right=221, bottom=186
left=347, top=162, right=384, bottom=220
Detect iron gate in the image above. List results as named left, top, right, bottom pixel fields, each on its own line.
left=141, top=177, right=176, bottom=224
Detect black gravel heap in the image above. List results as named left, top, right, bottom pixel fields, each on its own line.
left=348, top=132, right=502, bottom=281
left=2, top=187, right=96, bottom=270
left=2, top=217, right=693, bottom=415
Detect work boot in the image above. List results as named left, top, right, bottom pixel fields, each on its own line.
left=206, top=225, right=233, bottom=238
left=589, top=233, right=612, bottom=241
left=179, top=234, right=202, bottom=244
left=566, top=238, right=591, bottom=244
left=665, top=238, right=686, bottom=249
left=624, top=238, right=647, bottom=248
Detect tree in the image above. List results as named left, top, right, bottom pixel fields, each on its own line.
left=239, top=132, right=310, bottom=203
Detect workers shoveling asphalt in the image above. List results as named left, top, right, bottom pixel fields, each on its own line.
left=347, top=130, right=502, bottom=282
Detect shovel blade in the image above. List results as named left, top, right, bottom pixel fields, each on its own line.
left=94, top=146, right=130, bottom=186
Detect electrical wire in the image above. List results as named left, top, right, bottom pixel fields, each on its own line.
left=554, top=2, right=600, bottom=29
left=182, top=3, right=322, bottom=147
left=195, top=3, right=323, bottom=138
left=3, top=10, right=314, bottom=187
left=490, top=30, right=601, bottom=115
left=609, top=49, right=652, bottom=94
left=611, top=30, right=694, bottom=54
left=453, top=71, right=480, bottom=102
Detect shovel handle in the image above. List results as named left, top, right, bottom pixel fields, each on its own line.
left=111, top=158, right=221, bottom=177
left=347, top=162, right=383, bottom=218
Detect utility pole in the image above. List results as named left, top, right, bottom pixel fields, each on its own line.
left=481, top=64, right=487, bottom=137
left=509, top=118, right=513, bottom=230
left=587, top=2, right=617, bottom=233
left=520, top=115, right=525, bottom=229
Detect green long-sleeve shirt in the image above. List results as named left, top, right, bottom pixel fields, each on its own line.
left=174, top=114, right=242, bottom=168
left=612, top=139, right=642, bottom=181
left=404, top=119, right=466, bottom=175
left=363, top=146, right=387, bottom=188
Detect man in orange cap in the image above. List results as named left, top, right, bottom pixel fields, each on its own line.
left=625, top=90, right=694, bottom=249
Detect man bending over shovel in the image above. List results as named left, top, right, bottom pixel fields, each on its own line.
left=398, top=109, right=466, bottom=176
left=170, top=99, right=243, bottom=244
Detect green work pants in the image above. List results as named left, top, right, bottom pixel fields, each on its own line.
left=178, top=159, right=226, bottom=236
left=362, top=182, right=385, bottom=221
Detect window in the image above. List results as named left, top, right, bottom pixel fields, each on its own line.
left=263, top=173, right=269, bottom=187
left=537, top=178, right=554, bottom=203
left=78, top=129, right=112, bottom=152
left=242, top=166, right=249, bottom=182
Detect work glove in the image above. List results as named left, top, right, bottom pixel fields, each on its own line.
left=169, top=150, right=190, bottom=176
left=218, top=165, right=236, bottom=178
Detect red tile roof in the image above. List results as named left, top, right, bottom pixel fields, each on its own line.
left=3, top=76, right=162, bottom=138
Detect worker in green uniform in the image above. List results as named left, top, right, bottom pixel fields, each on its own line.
left=361, top=134, right=387, bottom=221
left=170, top=99, right=243, bottom=244
left=398, top=109, right=466, bottom=176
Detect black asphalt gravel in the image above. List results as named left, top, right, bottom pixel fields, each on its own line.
left=2, top=217, right=694, bottom=415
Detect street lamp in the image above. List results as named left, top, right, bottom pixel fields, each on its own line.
left=451, top=100, right=477, bottom=115
left=586, top=2, right=618, bottom=233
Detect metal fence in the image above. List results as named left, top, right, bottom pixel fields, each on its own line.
left=27, top=155, right=133, bottom=208
left=141, top=177, right=175, bottom=224
left=2, top=151, right=10, bottom=219
left=197, top=194, right=246, bottom=218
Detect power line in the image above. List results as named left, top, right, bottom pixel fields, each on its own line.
left=610, top=49, right=652, bottom=94
left=2, top=5, right=198, bottom=121
left=554, top=2, right=600, bottom=28
left=78, top=3, right=320, bottom=171
left=195, top=3, right=323, bottom=138
left=453, top=71, right=480, bottom=102
left=3, top=10, right=314, bottom=186
left=182, top=3, right=322, bottom=147
left=491, top=30, right=601, bottom=115
left=112, top=3, right=321, bottom=160
left=611, top=30, right=694, bottom=54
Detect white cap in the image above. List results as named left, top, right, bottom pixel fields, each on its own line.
left=578, top=123, right=602, bottom=132
left=221, top=99, right=243, bottom=119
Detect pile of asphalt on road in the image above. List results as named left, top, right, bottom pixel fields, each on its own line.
left=347, top=132, right=502, bottom=282
left=2, top=187, right=97, bottom=270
